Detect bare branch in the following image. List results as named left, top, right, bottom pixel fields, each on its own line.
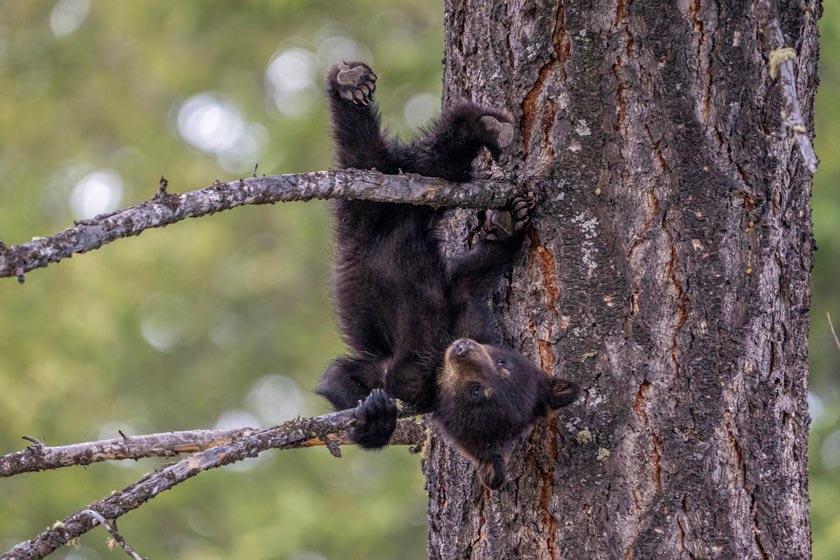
left=79, top=511, right=145, bottom=560
left=765, top=18, right=818, bottom=174
left=0, top=169, right=517, bottom=281
left=2, top=407, right=425, bottom=560
left=0, top=417, right=425, bottom=477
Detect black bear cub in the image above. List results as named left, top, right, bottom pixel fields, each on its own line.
left=316, top=61, right=579, bottom=490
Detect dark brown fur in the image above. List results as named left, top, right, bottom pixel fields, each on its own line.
left=315, top=62, right=579, bottom=489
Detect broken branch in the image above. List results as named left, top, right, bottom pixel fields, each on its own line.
left=79, top=510, right=145, bottom=560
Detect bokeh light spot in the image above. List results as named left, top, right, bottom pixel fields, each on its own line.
left=139, top=294, right=187, bottom=353
left=265, top=48, right=317, bottom=118
left=808, top=391, right=824, bottom=423
left=246, top=374, right=305, bottom=424
left=176, top=93, right=244, bottom=153
left=821, top=428, right=840, bottom=470
left=68, top=169, right=123, bottom=220
left=316, top=36, right=362, bottom=67
left=403, top=93, right=439, bottom=129
left=50, top=0, right=90, bottom=37
left=214, top=409, right=259, bottom=431
left=266, top=49, right=316, bottom=93
left=175, top=94, right=267, bottom=171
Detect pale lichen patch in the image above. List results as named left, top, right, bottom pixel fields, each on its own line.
left=572, top=211, right=599, bottom=278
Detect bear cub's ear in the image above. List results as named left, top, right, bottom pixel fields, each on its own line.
left=542, top=376, right=581, bottom=410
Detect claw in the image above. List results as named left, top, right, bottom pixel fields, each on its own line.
left=489, top=211, right=513, bottom=237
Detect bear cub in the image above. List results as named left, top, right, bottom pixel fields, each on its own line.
left=315, top=61, right=579, bottom=490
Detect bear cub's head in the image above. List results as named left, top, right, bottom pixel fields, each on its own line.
left=435, top=338, right=579, bottom=490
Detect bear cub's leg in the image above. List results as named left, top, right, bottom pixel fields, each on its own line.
left=326, top=62, right=395, bottom=172
left=448, top=196, right=531, bottom=298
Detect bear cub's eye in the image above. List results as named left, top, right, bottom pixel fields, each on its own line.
left=496, top=359, right=505, bottom=366
left=470, top=385, right=484, bottom=399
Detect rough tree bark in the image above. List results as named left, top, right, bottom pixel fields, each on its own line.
left=425, top=2, right=818, bottom=559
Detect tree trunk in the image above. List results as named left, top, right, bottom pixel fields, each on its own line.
left=424, top=1, right=818, bottom=559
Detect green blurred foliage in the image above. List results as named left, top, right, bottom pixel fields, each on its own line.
left=810, top=2, right=840, bottom=559
left=0, top=1, right=439, bottom=559
left=1, top=1, right=839, bottom=559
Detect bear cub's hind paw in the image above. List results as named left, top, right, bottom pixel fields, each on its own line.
left=331, top=61, right=377, bottom=106
left=352, top=388, right=397, bottom=449
left=485, top=196, right=531, bottom=241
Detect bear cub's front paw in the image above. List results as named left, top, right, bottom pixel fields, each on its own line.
left=352, top=388, right=397, bottom=449
left=330, top=61, right=377, bottom=106
left=484, top=196, right=530, bottom=241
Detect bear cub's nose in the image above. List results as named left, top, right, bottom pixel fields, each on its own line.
left=452, top=338, right=476, bottom=357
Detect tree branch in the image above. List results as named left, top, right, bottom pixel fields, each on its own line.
left=0, top=417, right=424, bottom=477
left=0, top=169, right=517, bottom=282
left=2, top=407, right=425, bottom=560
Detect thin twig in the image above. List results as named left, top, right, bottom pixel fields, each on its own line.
left=1, top=407, right=423, bottom=560
left=0, top=417, right=425, bottom=477
left=79, top=510, right=145, bottom=560
left=828, top=312, right=840, bottom=351
left=0, top=169, right=517, bottom=281
left=20, top=436, right=44, bottom=447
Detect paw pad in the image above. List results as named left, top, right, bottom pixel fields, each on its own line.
left=335, top=62, right=377, bottom=106
left=480, top=116, right=515, bottom=148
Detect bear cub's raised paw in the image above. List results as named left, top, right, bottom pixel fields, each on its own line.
left=484, top=196, right=531, bottom=241
left=352, top=388, right=397, bottom=449
left=331, top=61, right=377, bottom=106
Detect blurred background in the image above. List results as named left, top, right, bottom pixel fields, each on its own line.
left=0, top=1, right=836, bottom=559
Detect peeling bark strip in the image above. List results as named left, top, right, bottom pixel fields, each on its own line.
left=2, top=409, right=424, bottom=560
left=0, top=170, right=516, bottom=281
left=428, top=1, right=816, bottom=559
left=763, top=15, right=819, bottom=174
left=0, top=417, right=425, bottom=477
